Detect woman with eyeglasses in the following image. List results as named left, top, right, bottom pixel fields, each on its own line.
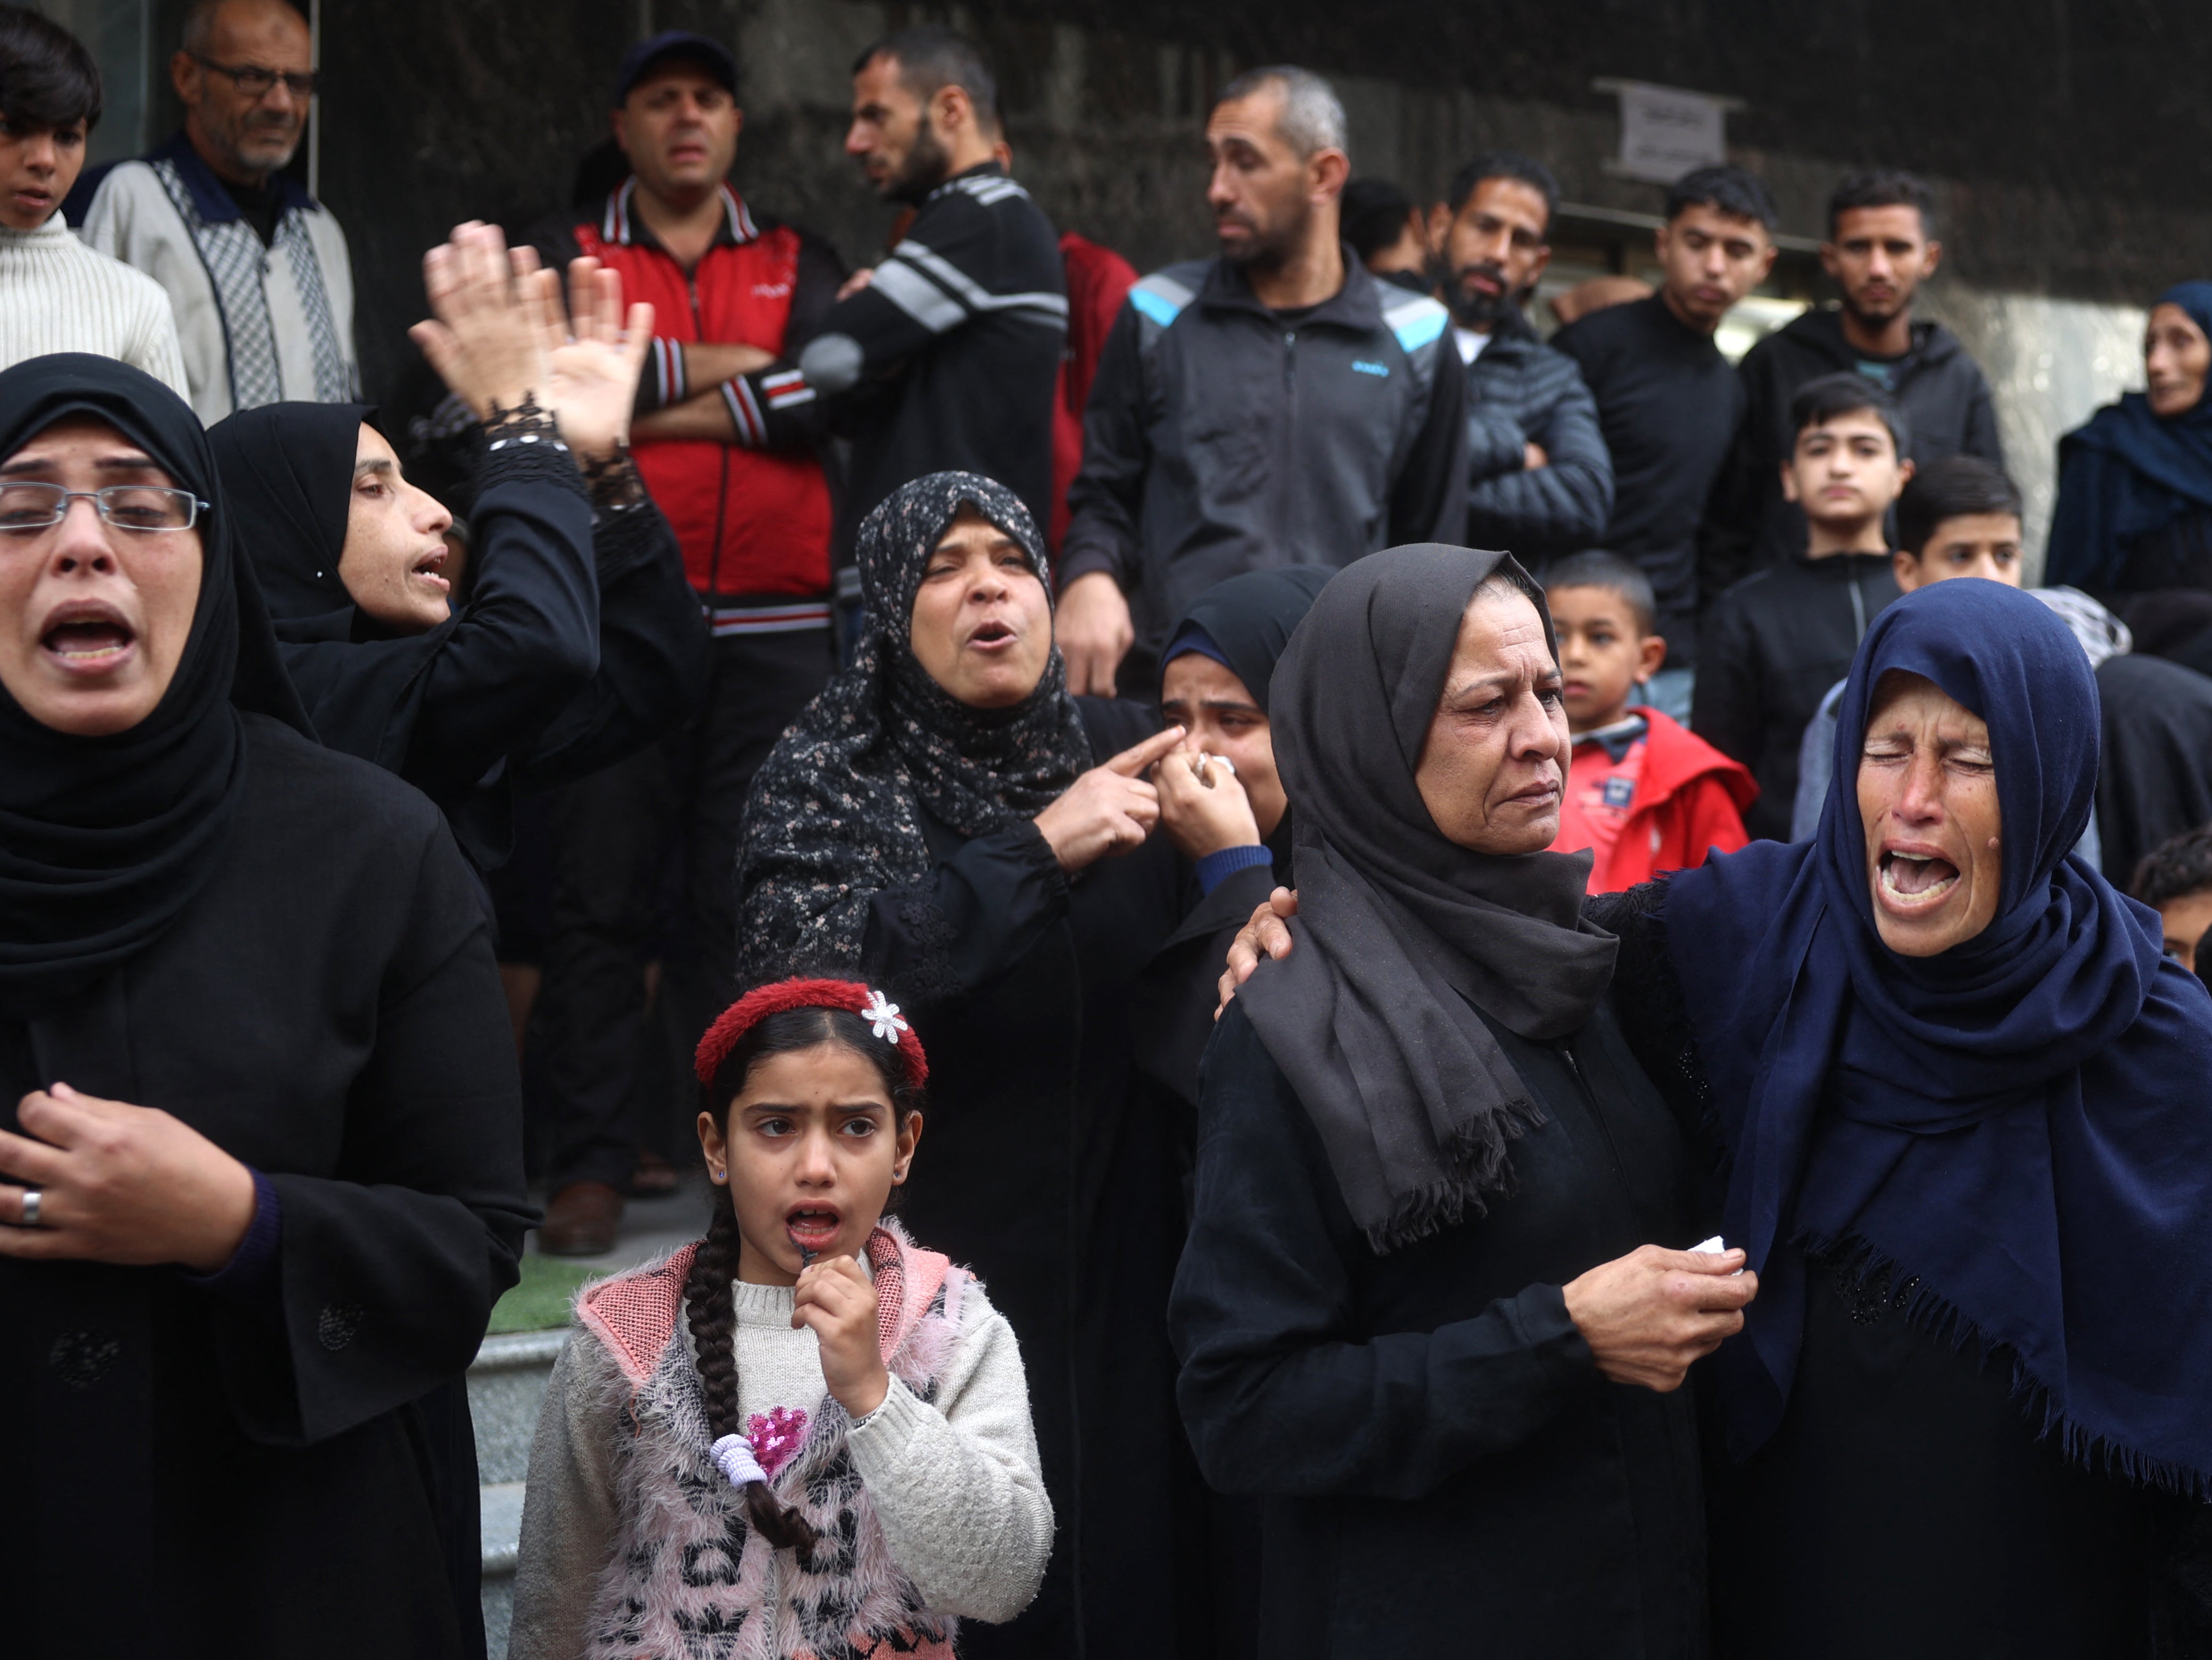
left=0, top=351, right=531, bottom=1657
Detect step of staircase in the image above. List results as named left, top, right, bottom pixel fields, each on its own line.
left=469, top=1328, right=569, bottom=1657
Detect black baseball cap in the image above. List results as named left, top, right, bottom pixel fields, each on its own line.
left=612, top=30, right=738, bottom=104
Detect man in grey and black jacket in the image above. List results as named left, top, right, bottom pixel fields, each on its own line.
left=1430, top=151, right=1613, bottom=565
left=1058, top=67, right=1465, bottom=695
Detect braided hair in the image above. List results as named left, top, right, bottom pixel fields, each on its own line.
left=683, top=1003, right=926, bottom=1555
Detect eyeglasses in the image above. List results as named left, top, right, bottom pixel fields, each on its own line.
left=188, top=53, right=320, bottom=98
left=0, top=484, right=205, bottom=535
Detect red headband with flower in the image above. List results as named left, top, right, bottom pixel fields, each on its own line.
left=694, top=977, right=929, bottom=1092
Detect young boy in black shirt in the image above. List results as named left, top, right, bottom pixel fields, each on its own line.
left=1693, top=374, right=1912, bottom=841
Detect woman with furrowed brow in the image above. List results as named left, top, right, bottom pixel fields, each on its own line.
left=1215, top=571, right=2212, bottom=1655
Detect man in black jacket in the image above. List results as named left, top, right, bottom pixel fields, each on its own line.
left=1695, top=374, right=1911, bottom=841
left=1703, top=169, right=2002, bottom=592
left=787, top=28, right=1065, bottom=579
left=1553, top=164, right=1778, bottom=720
left=1430, top=151, right=1613, bottom=566
left=1057, top=66, right=1466, bottom=695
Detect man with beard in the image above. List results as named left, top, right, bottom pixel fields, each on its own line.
left=775, top=26, right=1063, bottom=581
left=68, top=0, right=355, bottom=424
left=1058, top=67, right=1466, bottom=695
left=1702, top=169, right=2003, bottom=590
left=1430, top=151, right=1614, bottom=567
left=1553, top=164, right=1779, bottom=721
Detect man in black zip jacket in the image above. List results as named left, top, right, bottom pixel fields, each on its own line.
left=1702, top=169, right=2001, bottom=593
left=1057, top=65, right=1466, bottom=696
left=1431, top=151, right=1614, bottom=568
left=1695, top=374, right=1910, bottom=841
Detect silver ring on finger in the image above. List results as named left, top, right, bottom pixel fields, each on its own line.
left=20, top=1188, right=42, bottom=1228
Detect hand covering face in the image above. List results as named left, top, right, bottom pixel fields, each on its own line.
left=1664, top=577, right=2212, bottom=1489
left=737, top=471, right=1091, bottom=983
left=0, top=354, right=308, bottom=1017
left=1236, top=544, right=1617, bottom=1254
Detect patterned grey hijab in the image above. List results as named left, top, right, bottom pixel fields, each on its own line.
left=737, top=472, right=1091, bottom=981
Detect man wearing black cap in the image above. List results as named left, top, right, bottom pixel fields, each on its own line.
left=525, top=30, right=847, bottom=1255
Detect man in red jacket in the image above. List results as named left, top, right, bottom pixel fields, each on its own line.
left=525, top=31, right=846, bottom=1253
left=1543, top=550, right=1755, bottom=891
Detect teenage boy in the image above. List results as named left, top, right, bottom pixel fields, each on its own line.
left=2131, top=825, right=2212, bottom=975
left=0, top=5, right=184, bottom=386
left=1788, top=455, right=2126, bottom=856
left=1694, top=374, right=1912, bottom=841
left=1703, top=169, right=2003, bottom=590
left=1554, top=164, right=1778, bottom=722
left=1544, top=550, right=1754, bottom=892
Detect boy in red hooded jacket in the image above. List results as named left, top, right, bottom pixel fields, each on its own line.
left=1544, top=551, right=1756, bottom=891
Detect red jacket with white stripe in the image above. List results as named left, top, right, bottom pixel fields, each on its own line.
left=529, top=181, right=844, bottom=611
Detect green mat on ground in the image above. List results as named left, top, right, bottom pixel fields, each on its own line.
left=488, top=1254, right=599, bottom=1334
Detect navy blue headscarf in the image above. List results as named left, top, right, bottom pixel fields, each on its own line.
left=2047, top=281, right=2212, bottom=589
left=1664, top=578, right=2212, bottom=1488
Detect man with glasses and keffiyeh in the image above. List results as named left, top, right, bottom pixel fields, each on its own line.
left=65, top=0, right=357, bottom=427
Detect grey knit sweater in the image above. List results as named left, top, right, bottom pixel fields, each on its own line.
left=508, top=1265, right=1052, bottom=1658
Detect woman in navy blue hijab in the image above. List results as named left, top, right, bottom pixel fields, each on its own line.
left=2048, top=281, right=2212, bottom=599
left=1660, top=577, right=2212, bottom=1655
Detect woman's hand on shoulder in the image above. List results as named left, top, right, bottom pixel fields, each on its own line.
left=1153, top=744, right=1261, bottom=862
left=1216, top=887, right=1300, bottom=1017
left=1033, top=726, right=1183, bottom=873
left=0, top=1083, right=257, bottom=1273
left=408, top=221, right=557, bottom=422
left=794, top=1253, right=890, bottom=1419
left=1561, top=1243, right=1759, bottom=1393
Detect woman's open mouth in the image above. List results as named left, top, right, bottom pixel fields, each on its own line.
left=785, top=1205, right=843, bottom=1254
left=410, top=547, right=450, bottom=596
left=1879, top=848, right=1960, bottom=910
left=968, top=619, right=1017, bottom=653
left=40, top=604, right=136, bottom=672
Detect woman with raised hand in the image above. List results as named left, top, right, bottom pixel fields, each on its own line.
left=737, top=471, right=1200, bottom=1659
left=208, top=222, right=706, bottom=873
left=0, top=354, right=530, bottom=1657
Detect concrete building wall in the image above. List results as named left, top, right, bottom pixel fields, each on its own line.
left=99, top=0, right=2212, bottom=566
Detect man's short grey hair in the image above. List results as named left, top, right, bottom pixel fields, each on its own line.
left=181, top=0, right=306, bottom=55
left=1217, top=65, right=1347, bottom=160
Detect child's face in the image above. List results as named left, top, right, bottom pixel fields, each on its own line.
left=699, top=1041, right=922, bottom=1286
left=1893, top=513, right=2024, bottom=591
left=1546, top=584, right=1666, bottom=733
left=2158, top=890, right=2212, bottom=975
left=1781, top=410, right=1910, bottom=532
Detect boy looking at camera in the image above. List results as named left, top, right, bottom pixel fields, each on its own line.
left=1694, top=373, right=1912, bottom=840
left=1544, top=550, right=1754, bottom=891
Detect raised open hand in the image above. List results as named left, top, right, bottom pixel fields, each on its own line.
left=407, top=221, right=557, bottom=421
left=546, top=257, right=654, bottom=463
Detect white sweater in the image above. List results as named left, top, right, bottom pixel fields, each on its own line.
left=0, top=213, right=187, bottom=392
left=509, top=1269, right=1053, bottom=1659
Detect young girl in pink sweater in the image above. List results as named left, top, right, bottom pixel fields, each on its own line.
left=508, top=979, right=1052, bottom=1659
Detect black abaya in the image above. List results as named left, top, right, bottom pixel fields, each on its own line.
left=859, top=696, right=1202, bottom=1660
left=2094, top=652, right=2212, bottom=885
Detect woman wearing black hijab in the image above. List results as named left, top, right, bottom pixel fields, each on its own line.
left=1133, top=565, right=1331, bottom=1109
left=1173, top=544, right=1753, bottom=1658
left=208, top=232, right=707, bottom=871
left=738, top=472, right=1203, bottom=1660
left=0, top=355, right=529, bottom=1658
